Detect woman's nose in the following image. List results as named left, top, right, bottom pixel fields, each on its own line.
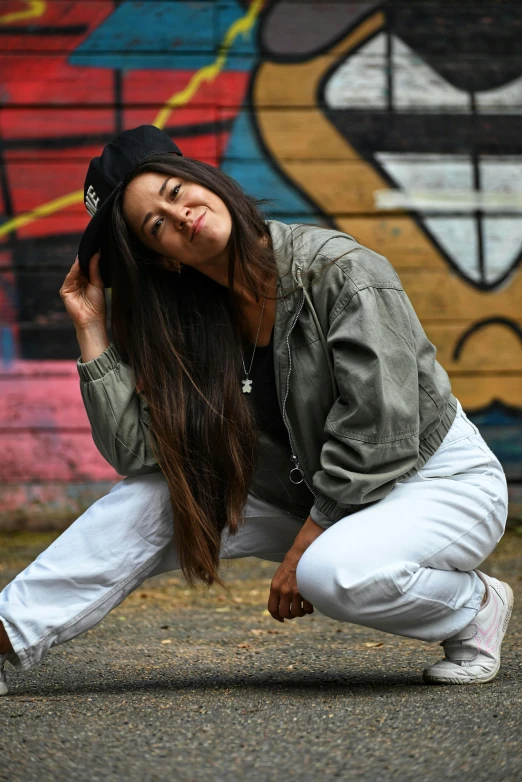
left=170, top=204, right=190, bottom=230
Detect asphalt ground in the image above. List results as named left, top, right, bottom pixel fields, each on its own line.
left=0, top=529, right=521, bottom=782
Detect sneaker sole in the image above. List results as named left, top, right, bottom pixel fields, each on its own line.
left=422, top=580, right=514, bottom=685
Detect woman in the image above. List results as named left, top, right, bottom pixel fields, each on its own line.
left=0, top=125, right=513, bottom=695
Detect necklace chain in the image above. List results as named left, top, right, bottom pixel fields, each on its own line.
left=241, top=294, right=267, bottom=392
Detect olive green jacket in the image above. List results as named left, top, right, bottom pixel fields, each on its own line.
left=77, top=221, right=457, bottom=528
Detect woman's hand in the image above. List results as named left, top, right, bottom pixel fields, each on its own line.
left=59, top=252, right=107, bottom=330
left=267, top=515, right=325, bottom=622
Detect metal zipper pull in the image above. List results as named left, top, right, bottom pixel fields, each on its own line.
left=289, top=455, right=305, bottom=485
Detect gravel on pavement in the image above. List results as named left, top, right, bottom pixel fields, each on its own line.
left=0, top=529, right=521, bottom=782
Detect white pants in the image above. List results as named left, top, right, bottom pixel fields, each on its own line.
left=0, top=402, right=508, bottom=671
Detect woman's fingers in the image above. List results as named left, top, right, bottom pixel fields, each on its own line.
left=269, top=590, right=310, bottom=622
left=64, top=256, right=80, bottom=279
left=267, top=588, right=285, bottom=623
left=59, top=251, right=107, bottom=329
left=59, top=257, right=82, bottom=297
left=289, top=593, right=306, bottom=618
left=268, top=561, right=314, bottom=622
left=278, top=595, right=293, bottom=620
left=87, top=251, right=104, bottom=286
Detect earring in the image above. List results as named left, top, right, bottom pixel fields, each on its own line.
left=177, top=262, right=182, bottom=274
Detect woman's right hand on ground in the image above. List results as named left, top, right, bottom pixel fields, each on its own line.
left=59, top=252, right=107, bottom=330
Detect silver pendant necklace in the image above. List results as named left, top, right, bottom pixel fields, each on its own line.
left=241, top=294, right=267, bottom=393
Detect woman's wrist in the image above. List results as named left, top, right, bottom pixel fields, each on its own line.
left=286, top=515, right=324, bottom=560
left=75, top=323, right=110, bottom=363
left=75, top=319, right=108, bottom=334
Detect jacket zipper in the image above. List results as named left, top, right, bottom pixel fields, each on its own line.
left=281, top=286, right=317, bottom=499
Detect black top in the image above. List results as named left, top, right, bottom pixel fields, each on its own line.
left=244, top=328, right=290, bottom=448
left=242, top=328, right=313, bottom=520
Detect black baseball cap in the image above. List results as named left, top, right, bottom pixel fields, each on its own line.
left=78, top=125, right=182, bottom=287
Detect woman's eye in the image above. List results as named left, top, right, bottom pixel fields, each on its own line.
left=151, top=184, right=181, bottom=236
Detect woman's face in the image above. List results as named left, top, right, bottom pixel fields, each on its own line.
left=122, top=171, right=233, bottom=272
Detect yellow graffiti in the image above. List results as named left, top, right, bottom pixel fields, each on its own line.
left=0, top=0, right=262, bottom=239
left=0, top=190, right=84, bottom=237
left=153, top=0, right=263, bottom=128
left=0, top=0, right=46, bottom=25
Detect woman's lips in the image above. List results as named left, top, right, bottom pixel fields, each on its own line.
left=191, top=211, right=206, bottom=240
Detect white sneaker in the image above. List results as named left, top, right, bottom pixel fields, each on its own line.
left=0, top=653, right=8, bottom=696
left=423, top=571, right=514, bottom=685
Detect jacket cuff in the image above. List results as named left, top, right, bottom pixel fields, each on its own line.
left=310, top=493, right=358, bottom=528
left=309, top=505, right=336, bottom=528
left=77, top=343, right=122, bottom=382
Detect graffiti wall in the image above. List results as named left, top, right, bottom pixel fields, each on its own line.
left=1, top=0, right=521, bottom=525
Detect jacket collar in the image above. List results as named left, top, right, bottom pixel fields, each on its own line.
left=267, top=219, right=352, bottom=295
left=267, top=219, right=298, bottom=298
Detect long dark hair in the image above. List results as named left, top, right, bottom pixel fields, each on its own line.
left=108, top=154, right=278, bottom=587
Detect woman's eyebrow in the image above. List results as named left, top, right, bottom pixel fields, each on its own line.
left=141, top=176, right=172, bottom=234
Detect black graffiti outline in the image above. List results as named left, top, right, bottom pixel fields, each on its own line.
left=1, top=117, right=236, bottom=154
left=453, top=316, right=522, bottom=361
left=315, top=11, right=522, bottom=293
left=0, top=26, right=88, bottom=36
left=246, top=61, right=335, bottom=226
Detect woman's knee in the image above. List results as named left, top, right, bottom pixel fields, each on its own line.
left=295, top=543, right=363, bottom=620
left=105, top=470, right=173, bottom=538
left=296, top=542, right=407, bottom=624
left=63, top=470, right=174, bottom=556
left=110, top=469, right=170, bottom=502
